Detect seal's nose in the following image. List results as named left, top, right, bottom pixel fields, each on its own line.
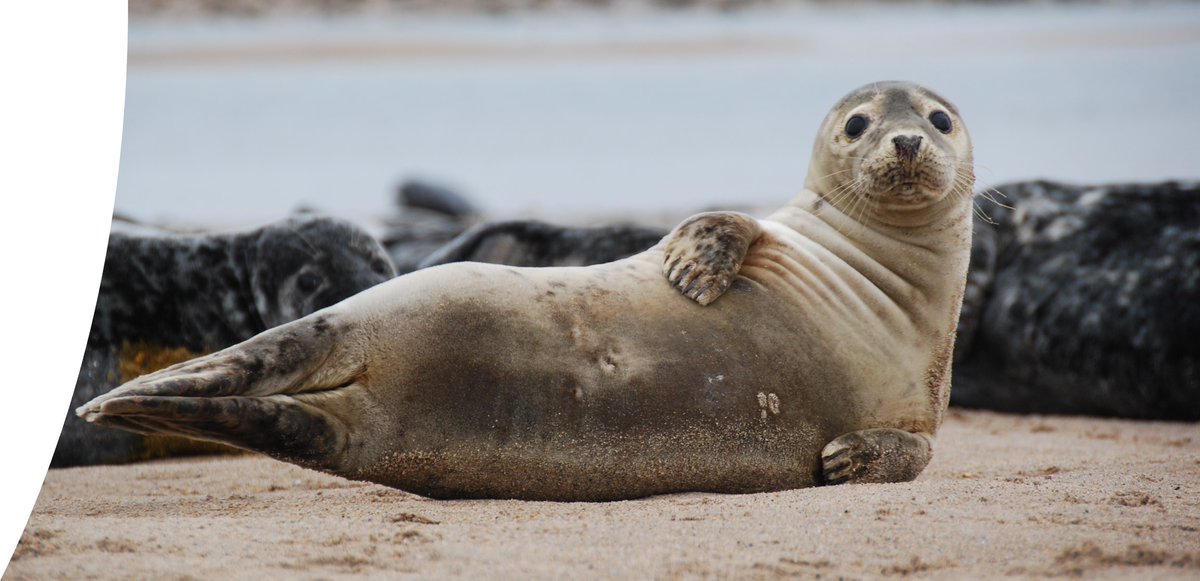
left=893, top=135, right=923, bottom=161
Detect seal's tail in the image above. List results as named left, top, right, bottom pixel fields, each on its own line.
left=76, top=311, right=364, bottom=468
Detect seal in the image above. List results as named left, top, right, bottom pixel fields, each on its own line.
left=53, top=213, right=396, bottom=467
left=419, top=220, right=668, bottom=269
left=382, top=179, right=480, bottom=274
left=78, top=81, right=975, bottom=500
left=951, top=179, right=1200, bottom=420
left=383, top=179, right=667, bottom=272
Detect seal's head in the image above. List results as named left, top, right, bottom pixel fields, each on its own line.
left=805, top=81, right=974, bottom=225
left=250, top=214, right=396, bottom=328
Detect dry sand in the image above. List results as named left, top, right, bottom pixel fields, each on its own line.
left=6, top=409, right=1199, bottom=579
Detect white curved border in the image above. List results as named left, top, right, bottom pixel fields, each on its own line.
left=0, top=2, right=125, bottom=570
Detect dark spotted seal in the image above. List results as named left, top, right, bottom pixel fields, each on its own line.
left=78, top=81, right=975, bottom=499
left=54, top=214, right=395, bottom=467
left=420, top=221, right=668, bottom=269
left=951, top=180, right=1200, bottom=420
left=382, top=179, right=667, bottom=272
left=381, top=179, right=480, bottom=274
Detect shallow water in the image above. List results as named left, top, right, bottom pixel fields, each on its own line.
left=119, top=3, right=1200, bottom=226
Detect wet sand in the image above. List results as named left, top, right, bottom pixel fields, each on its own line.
left=9, top=409, right=1199, bottom=579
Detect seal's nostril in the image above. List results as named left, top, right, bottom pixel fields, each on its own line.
left=893, top=135, right=923, bottom=160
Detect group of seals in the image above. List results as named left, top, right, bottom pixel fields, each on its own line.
left=79, top=81, right=976, bottom=500
left=55, top=214, right=395, bottom=467
left=952, top=180, right=1200, bottom=420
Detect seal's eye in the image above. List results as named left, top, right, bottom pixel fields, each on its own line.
left=370, top=258, right=391, bottom=276
left=297, top=273, right=323, bottom=292
left=929, top=111, right=952, bottom=134
left=844, top=115, right=868, bottom=139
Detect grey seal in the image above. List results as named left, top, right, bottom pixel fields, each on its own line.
left=419, top=220, right=668, bottom=269
left=54, top=213, right=395, bottom=467
left=78, top=81, right=975, bottom=500
left=382, top=180, right=666, bottom=272
left=381, top=179, right=481, bottom=274
left=951, top=179, right=1200, bottom=420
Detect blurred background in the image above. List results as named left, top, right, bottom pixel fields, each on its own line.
left=120, top=0, right=1200, bottom=229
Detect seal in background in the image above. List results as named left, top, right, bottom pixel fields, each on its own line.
left=55, top=214, right=395, bottom=467
left=952, top=180, right=1200, bottom=420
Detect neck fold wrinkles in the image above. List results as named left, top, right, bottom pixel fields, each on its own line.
left=767, top=189, right=973, bottom=330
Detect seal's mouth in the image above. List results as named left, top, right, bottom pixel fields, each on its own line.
left=891, top=181, right=924, bottom=194
left=865, top=155, right=955, bottom=204
left=886, top=179, right=944, bottom=199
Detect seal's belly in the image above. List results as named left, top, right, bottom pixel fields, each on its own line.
left=351, top=251, right=898, bottom=499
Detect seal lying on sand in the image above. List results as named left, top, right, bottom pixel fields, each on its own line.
left=55, top=214, right=395, bottom=467
left=952, top=180, right=1200, bottom=420
left=79, top=81, right=975, bottom=500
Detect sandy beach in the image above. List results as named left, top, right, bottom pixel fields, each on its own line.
left=9, top=410, right=1198, bottom=579
left=5, top=3, right=1199, bottom=579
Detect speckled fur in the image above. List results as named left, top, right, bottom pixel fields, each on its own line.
left=662, top=212, right=763, bottom=306
left=952, top=180, right=1200, bottom=420
left=79, top=82, right=975, bottom=499
left=53, top=214, right=395, bottom=467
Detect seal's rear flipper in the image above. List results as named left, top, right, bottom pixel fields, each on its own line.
left=76, top=312, right=364, bottom=468
left=82, top=393, right=348, bottom=467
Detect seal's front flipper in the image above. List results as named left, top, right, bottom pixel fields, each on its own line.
left=662, top=212, right=762, bottom=306
left=820, top=428, right=933, bottom=485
